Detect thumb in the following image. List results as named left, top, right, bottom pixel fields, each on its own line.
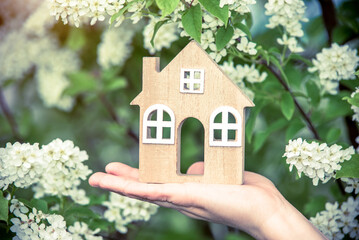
left=186, top=161, right=204, bottom=175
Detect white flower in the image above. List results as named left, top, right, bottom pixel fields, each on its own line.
left=311, top=197, right=359, bottom=239
left=97, top=21, right=136, bottom=69
left=283, top=138, right=355, bottom=185
left=103, top=192, right=158, bottom=233
left=143, top=17, right=179, bottom=54
left=209, top=43, right=227, bottom=62
left=32, top=139, right=92, bottom=205
left=308, top=43, right=359, bottom=95
left=0, top=142, right=44, bottom=190
left=10, top=200, right=73, bottom=240
left=349, top=88, right=359, bottom=124
left=68, top=221, right=102, bottom=240
left=277, top=34, right=303, bottom=53
left=341, top=177, right=359, bottom=194
left=265, top=0, right=307, bottom=37
left=200, top=30, right=215, bottom=50
left=236, top=37, right=257, bottom=55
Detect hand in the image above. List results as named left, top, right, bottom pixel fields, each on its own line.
left=89, top=162, right=326, bottom=240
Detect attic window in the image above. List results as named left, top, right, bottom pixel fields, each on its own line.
left=209, top=106, right=242, bottom=147
left=143, top=104, right=175, bottom=144
left=180, top=69, right=204, bottom=94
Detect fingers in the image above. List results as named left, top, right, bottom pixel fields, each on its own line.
left=186, top=161, right=204, bottom=175
left=105, top=162, right=139, bottom=180
left=88, top=172, right=107, bottom=187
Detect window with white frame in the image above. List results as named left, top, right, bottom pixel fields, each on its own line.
left=143, top=104, right=175, bottom=144
left=180, top=68, right=204, bottom=93
left=209, top=106, right=242, bottom=147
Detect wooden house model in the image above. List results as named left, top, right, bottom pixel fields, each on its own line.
left=131, top=41, right=254, bottom=184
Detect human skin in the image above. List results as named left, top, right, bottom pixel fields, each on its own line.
left=89, top=162, right=327, bottom=239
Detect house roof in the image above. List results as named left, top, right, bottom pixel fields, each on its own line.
left=131, top=40, right=255, bottom=108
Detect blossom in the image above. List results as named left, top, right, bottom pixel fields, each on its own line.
left=265, top=0, right=307, bottom=37
left=310, top=196, right=359, bottom=239
left=10, top=199, right=73, bottom=240
left=341, top=177, right=359, bottom=194
left=308, top=43, right=359, bottom=95
left=283, top=138, right=355, bottom=185
left=236, top=37, right=257, bottom=55
left=97, top=21, right=136, bottom=69
left=33, top=139, right=92, bottom=205
left=143, top=17, right=179, bottom=55
left=103, top=192, right=158, bottom=233
left=0, top=142, right=44, bottom=190
left=68, top=221, right=102, bottom=240
left=277, top=34, right=303, bottom=53
left=209, top=43, right=227, bottom=62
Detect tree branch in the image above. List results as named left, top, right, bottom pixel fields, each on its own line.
left=0, top=87, right=23, bottom=142
left=98, top=93, right=139, bottom=143
left=260, top=61, right=321, bottom=140
left=318, top=0, right=337, bottom=45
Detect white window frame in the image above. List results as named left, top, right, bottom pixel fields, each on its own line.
left=209, top=106, right=242, bottom=147
left=143, top=104, right=175, bottom=144
left=180, top=68, right=204, bottom=94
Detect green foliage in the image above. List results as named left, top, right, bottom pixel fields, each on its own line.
left=343, top=92, right=359, bottom=107
left=64, top=71, right=98, bottom=96
left=305, top=81, right=320, bottom=107
left=66, top=28, right=86, bottom=51
left=280, top=92, right=295, bottom=120
left=285, top=119, right=305, bottom=142
left=155, top=0, right=180, bottom=16
left=336, top=154, right=359, bottom=178
left=233, top=22, right=252, bottom=40
left=215, top=26, right=234, bottom=50
left=181, top=4, right=202, bottom=43
left=326, top=128, right=341, bottom=144
left=151, top=20, right=168, bottom=47
left=198, top=0, right=229, bottom=25
left=0, top=191, right=8, bottom=223
left=303, top=196, right=327, bottom=217
left=253, top=118, right=287, bottom=152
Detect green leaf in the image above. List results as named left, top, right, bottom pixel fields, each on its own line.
left=181, top=4, right=202, bottom=43
left=281, top=92, right=295, bottom=120
left=104, top=77, right=127, bottom=92
left=64, top=71, right=98, bottom=96
left=146, top=0, right=155, bottom=8
left=303, top=196, right=327, bottom=217
left=198, top=0, right=229, bottom=25
left=0, top=191, right=8, bottom=222
left=269, top=56, right=289, bottom=85
left=253, top=118, right=287, bottom=152
left=89, top=194, right=107, bottom=206
left=233, top=22, right=252, bottom=40
left=347, top=92, right=359, bottom=107
left=215, top=26, right=234, bottom=50
left=66, top=28, right=86, bottom=51
left=326, top=128, right=341, bottom=143
left=156, top=0, right=180, bottom=16
left=325, top=93, right=352, bottom=120
left=306, top=81, right=320, bottom=107
left=285, top=119, right=305, bottom=141
left=336, top=154, right=359, bottom=178
left=288, top=54, right=312, bottom=66
left=30, top=199, right=48, bottom=213
left=150, top=20, right=167, bottom=48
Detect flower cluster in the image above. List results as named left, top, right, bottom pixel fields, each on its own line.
left=0, top=142, right=44, bottom=190
left=265, top=0, right=307, bottom=53
left=308, top=43, right=359, bottom=94
left=103, top=192, right=158, bottom=233
left=0, top=0, right=79, bottom=111
left=0, top=139, right=91, bottom=205
left=10, top=199, right=73, bottom=240
left=68, top=221, right=102, bottom=240
left=33, top=139, right=92, bottom=205
left=47, top=0, right=146, bottom=27
left=143, top=17, right=179, bottom=55
left=220, top=61, right=267, bottom=100
left=310, top=197, right=359, bottom=239
left=97, top=21, right=137, bottom=69
left=283, top=138, right=355, bottom=185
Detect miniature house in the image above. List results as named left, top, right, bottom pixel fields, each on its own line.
left=131, top=41, right=254, bottom=184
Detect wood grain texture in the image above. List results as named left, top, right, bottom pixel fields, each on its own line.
left=131, top=41, right=254, bottom=185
